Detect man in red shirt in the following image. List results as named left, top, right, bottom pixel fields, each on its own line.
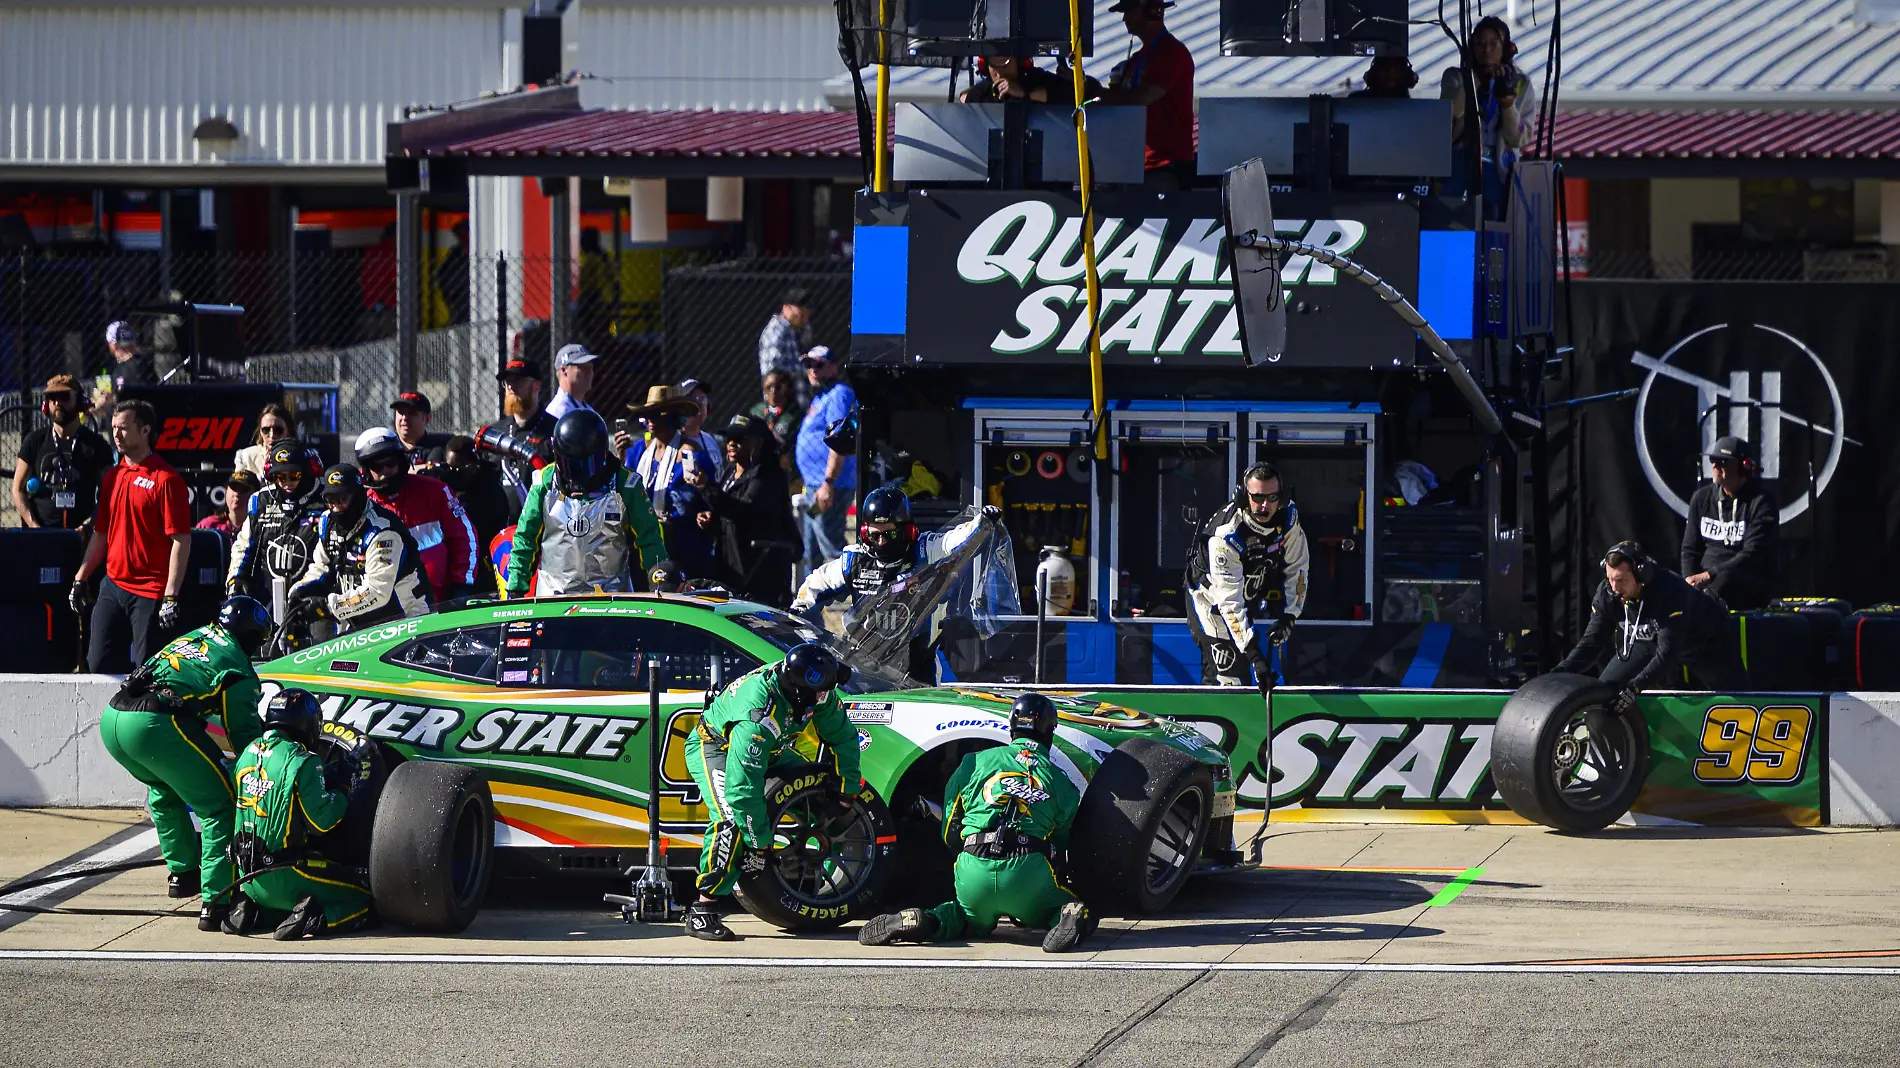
left=1101, top=0, right=1196, bottom=188
left=71, top=400, right=193, bottom=672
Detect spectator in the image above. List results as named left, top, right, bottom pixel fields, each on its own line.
left=105, top=320, right=156, bottom=394
left=1440, top=16, right=1533, bottom=202
left=658, top=478, right=718, bottom=581
left=795, top=346, right=857, bottom=569
left=235, top=403, right=297, bottom=480
left=700, top=413, right=799, bottom=607
left=14, top=375, right=112, bottom=530
left=196, top=469, right=260, bottom=537
left=545, top=344, right=598, bottom=420
left=960, top=55, right=1101, bottom=105
left=478, top=357, right=558, bottom=515
left=677, top=378, right=725, bottom=481
left=749, top=369, right=804, bottom=477
left=390, top=391, right=450, bottom=470
left=1681, top=436, right=1779, bottom=611
left=1351, top=56, right=1418, bottom=99
left=436, top=219, right=470, bottom=326
left=757, top=288, right=813, bottom=385
left=433, top=435, right=510, bottom=593
left=71, top=400, right=192, bottom=672
left=623, top=385, right=707, bottom=502
left=354, top=427, right=477, bottom=604
left=1099, top=0, right=1195, bottom=189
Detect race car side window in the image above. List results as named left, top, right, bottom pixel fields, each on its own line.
left=511, top=617, right=759, bottom=692
left=387, top=625, right=504, bottom=684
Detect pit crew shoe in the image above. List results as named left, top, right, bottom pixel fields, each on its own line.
left=167, top=871, right=200, bottom=899
left=272, top=896, right=327, bottom=941
left=1041, top=901, right=1093, bottom=954
left=197, top=900, right=229, bottom=933
left=858, top=908, right=939, bottom=946
left=220, top=894, right=259, bottom=936
left=684, top=904, right=741, bottom=942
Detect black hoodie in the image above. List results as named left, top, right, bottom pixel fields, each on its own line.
left=1679, top=478, right=1778, bottom=609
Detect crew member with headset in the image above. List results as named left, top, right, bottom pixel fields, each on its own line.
left=858, top=692, right=1093, bottom=953
left=13, top=375, right=112, bottom=530
left=505, top=409, right=666, bottom=597
left=1185, top=462, right=1310, bottom=690
left=681, top=643, right=861, bottom=942
left=98, top=596, right=270, bottom=931
left=1680, top=436, right=1779, bottom=610
left=226, top=440, right=326, bottom=607
left=1555, top=541, right=1746, bottom=697
left=290, top=464, right=434, bottom=632
left=224, top=688, right=376, bottom=940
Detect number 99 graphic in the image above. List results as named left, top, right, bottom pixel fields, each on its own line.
left=1692, top=705, right=1814, bottom=784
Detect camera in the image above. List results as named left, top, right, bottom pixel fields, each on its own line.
left=474, top=424, right=545, bottom=465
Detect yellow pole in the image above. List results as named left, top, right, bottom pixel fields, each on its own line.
left=874, top=0, right=892, bottom=193
left=1067, top=0, right=1107, bottom=460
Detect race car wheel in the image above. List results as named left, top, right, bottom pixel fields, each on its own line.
left=1068, top=738, right=1214, bottom=915
left=1492, top=672, right=1651, bottom=833
left=733, top=764, right=897, bottom=932
left=309, top=721, right=390, bottom=866
left=368, top=761, right=495, bottom=933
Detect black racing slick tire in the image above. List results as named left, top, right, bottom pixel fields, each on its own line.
left=368, top=761, right=495, bottom=933
left=733, top=764, right=897, bottom=932
left=1068, top=738, right=1214, bottom=916
left=1493, top=673, right=1651, bottom=833
left=309, top=721, right=390, bottom=866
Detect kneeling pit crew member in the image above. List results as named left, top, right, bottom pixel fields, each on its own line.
left=1555, top=541, right=1746, bottom=700
left=505, top=409, right=666, bottom=597
left=1186, top=463, right=1310, bottom=690
left=98, top=596, right=269, bottom=931
left=226, top=439, right=326, bottom=606
left=682, top=643, right=862, bottom=942
left=290, top=464, right=433, bottom=632
left=1680, top=436, right=1779, bottom=610
left=859, top=692, right=1092, bottom=953
left=356, top=426, right=477, bottom=604
left=225, top=688, right=375, bottom=940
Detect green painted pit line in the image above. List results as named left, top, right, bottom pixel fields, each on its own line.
left=1425, top=866, right=1485, bottom=907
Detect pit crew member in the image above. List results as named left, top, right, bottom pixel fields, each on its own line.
left=505, top=409, right=665, bottom=597
left=859, top=692, right=1092, bottom=953
left=98, top=596, right=269, bottom=930
left=1680, top=436, right=1779, bottom=610
left=682, top=643, right=861, bottom=942
left=1554, top=541, right=1746, bottom=696
left=289, top=464, right=434, bottom=632
left=1185, top=462, right=1309, bottom=690
left=226, top=688, right=375, bottom=940
left=226, top=440, right=326, bottom=605
left=355, top=426, right=477, bottom=603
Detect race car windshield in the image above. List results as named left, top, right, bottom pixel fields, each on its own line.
left=729, top=610, right=916, bottom=694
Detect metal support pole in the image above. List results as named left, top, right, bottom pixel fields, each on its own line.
left=158, top=192, right=173, bottom=297
left=1066, top=0, right=1106, bottom=461
left=395, top=191, right=420, bottom=393
left=873, top=0, right=892, bottom=193
left=287, top=205, right=299, bottom=349
left=549, top=183, right=571, bottom=351
left=1034, top=566, right=1048, bottom=685
left=495, top=252, right=510, bottom=375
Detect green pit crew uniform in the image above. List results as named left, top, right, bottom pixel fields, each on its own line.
left=98, top=624, right=264, bottom=902
left=505, top=464, right=666, bottom=596
left=686, top=664, right=861, bottom=896
left=924, top=737, right=1081, bottom=941
left=231, top=730, right=373, bottom=928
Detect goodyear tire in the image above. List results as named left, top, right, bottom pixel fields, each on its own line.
left=1068, top=737, right=1214, bottom=915
left=368, top=761, right=495, bottom=933
left=309, top=721, right=389, bottom=865
left=733, top=764, right=896, bottom=932
left=1493, top=673, right=1651, bottom=833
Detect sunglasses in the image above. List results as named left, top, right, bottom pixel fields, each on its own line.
left=1248, top=491, right=1283, bottom=504
left=369, top=454, right=407, bottom=471
left=259, top=423, right=291, bottom=438
left=860, top=526, right=901, bottom=545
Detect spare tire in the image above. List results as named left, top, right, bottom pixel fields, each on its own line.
left=733, top=764, right=897, bottom=931
left=1068, top=737, right=1214, bottom=915
left=309, top=720, right=390, bottom=866
left=369, top=761, right=495, bottom=932
left=1492, top=672, right=1650, bottom=833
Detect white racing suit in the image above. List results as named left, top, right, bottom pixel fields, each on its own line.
left=792, top=515, right=987, bottom=678
left=289, top=500, right=434, bottom=632
left=1185, top=500, right=1309, bottom=687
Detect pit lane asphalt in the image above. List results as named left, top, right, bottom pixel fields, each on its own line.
left=5, top=812, right=1900, bottom=1066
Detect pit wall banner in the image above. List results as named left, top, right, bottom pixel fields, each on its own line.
left=1078, top=688, right=1824, bottom=826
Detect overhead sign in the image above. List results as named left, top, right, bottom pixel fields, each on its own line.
left=904, top=190, right=1421, bottom=369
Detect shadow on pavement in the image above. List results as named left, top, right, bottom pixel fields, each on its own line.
left=1100, top=919, right=1441, bottom=952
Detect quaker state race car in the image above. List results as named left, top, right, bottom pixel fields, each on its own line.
left=256, top=592, right=1240, bottom=933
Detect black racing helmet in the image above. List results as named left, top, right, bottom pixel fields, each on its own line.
left=216, top=595, right=272, bottom=656
left=1009, top=692, right=1058, bottom=746
left=777, top=642, right=852, bottom=710
left=551, top=409, right=615, bottom=493
left=264, top=688, right=324, bottom=747
left=858, top=486, right=917, bottom=565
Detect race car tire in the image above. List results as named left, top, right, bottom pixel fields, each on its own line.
left=368, top=761, right=495, bottom=933
left=1492, top=672, right=1651, bottom=833
left=1068, top=737, right=1214, bottom=915
left=309, top=721, right=390, bottom=866
left=733, top=764, right=897, bottom=932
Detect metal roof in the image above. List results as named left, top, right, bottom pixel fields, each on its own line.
left=825, top=0, right=1900, bottom=107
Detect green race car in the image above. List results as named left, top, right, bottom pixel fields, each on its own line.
left=257, top=592, right=1239, bottom=932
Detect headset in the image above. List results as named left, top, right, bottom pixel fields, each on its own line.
left=1238, top=461, right=1290, bottom=506
left=1366, top=55, right=1419, bottom=90
left=1602, top=541, right=1655, bottom=585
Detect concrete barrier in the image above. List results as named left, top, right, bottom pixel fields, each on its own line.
left=0, top=675, right=144, bottom=806
left=1827, top=693, right=1900, bottom=826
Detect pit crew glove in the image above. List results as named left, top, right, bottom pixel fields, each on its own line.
left=157, top=596, right=180, bottom=632
left=1609, top=686, right=1639, bottom=718
left=1267, top=614, right=1296, bottom=647
left=69, top=578, right=91, bottom=616
left=323, top=759, right=355, bottom=795
left=980, top=504, right=1004, bottom=524
left=738, top=846, right=771, bottom=877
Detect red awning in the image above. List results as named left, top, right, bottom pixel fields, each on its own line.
left=443, top=109, right=861, bottom=160
left=1548, top=108, right=1900, bottom=161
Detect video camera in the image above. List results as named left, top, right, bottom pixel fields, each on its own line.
left=474, top=423, right=546, bottom=466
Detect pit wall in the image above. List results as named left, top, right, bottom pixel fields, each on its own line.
left=1, top=676, right=1892, bottom=827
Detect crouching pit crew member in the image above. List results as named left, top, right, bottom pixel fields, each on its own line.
left=1680, top=436, right=1779, bottom=610
left=98, top=596, right=269, bottom=931
left=682, top=643, right=861, bottom=941
left=1186, top=463, right=1309, bottom=690
left=1555, top=541, right=1747, bottom=702
left=225, top=688, right=375, bottom=939
left=290, top=464, right=433, bottom=633
left=505, top=409, right=665, bottom=597
left=859, top=692, right=1092, bottom=953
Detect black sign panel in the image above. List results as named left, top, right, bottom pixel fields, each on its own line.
left=904, top=189, right=1420, bottom=369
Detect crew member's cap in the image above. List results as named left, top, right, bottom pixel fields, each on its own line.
left=105, top=321, right=136, bottom=346
left=226, top=469, right=262, bottom=494
left=496, top=358, right=542, bottom=382
left=678, top=377, right=709, bottom=397
left=320, top=463, right=365, bottom=499
left=714, top=413, right=772, bottom=441
left=1706, top=436, right=1757, bottom=463
left=554, top=343, right=598, bottom=370
left=42, top=374, right=83, bottom=399
left=390, top=391, right=432, bottom=414
left=799, top=345, right=836, bottom=367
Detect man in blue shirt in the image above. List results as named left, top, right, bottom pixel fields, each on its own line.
left=795, top=346, right=856, bottom=569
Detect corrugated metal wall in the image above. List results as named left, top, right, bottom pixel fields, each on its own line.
left=0, top=6, right=508, bottom=166
left=578, top=3, right=839, bottom=112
